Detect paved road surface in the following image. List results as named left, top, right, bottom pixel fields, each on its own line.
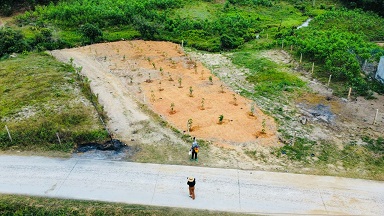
left=0, top=155, right=383, bottom=215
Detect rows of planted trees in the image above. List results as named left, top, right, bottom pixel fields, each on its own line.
left=282, top=9, right=384, bottom=97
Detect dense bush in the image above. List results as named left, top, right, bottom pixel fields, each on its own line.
left=0, top=28, right=29, bottom=56
left=79, top=23, right=103, bottom=44
left=308, top=9, right=384, bottom=41
left=14, top=0, right=260, bottom=51
left=0, top=0, right=59, bottom=16
left=341, top=0, right=384, bottom=17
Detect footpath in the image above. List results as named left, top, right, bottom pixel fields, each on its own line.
left=0, top=155, right=383, bottom=215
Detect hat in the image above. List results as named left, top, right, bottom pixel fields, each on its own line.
left=188, top=177, right=194, bottom=182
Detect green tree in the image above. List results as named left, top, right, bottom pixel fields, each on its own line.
left=132, top=16, right=160, bottom=40
left=0, top=27, right=28, bottom=56
left=79, top=23, right=103, bottom=44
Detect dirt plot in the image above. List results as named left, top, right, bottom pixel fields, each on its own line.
left=52, top=41, right=278, bottom=149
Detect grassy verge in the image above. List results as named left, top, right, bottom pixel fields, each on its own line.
left=0, top=52, right=109, bottom=152
left=0, top=194, right=250, bottom=216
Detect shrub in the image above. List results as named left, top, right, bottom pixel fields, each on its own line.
left=0, top=27, right=28, bottom=56
left=79, top=23, right=103, bottom=44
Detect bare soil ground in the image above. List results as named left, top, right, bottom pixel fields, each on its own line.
left=50, top=40, right=384, bottom=174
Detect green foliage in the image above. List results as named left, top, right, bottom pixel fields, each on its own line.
left=362, top=136, right=384, bottom=154
left=0, top=53, right=108, bottom=151
left=232, top=52, right=305, bottom=96
left=305, top=9, right=384, bottom=41
left=79, top=23, right=103, bottom=44
left=0, top=28, right=29, bottom=56
left=227, top=0, right=273, bottom=7
left=278, top=137, right=316, bottom=161
left=0, top=194, right=242, bottom=216
left=218, top=114, right=224, bottom=123
left=284, top=9, right=384, bottom=96
left=340, top=0, right=384, bottom=17
left=0, top=0, right=59, bottom=16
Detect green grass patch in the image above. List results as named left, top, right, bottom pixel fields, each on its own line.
left=0, top=194, right=250, bottom=216
left=0, top=52, right=108, bottom=152
left=231, top=51, right=305, bottom=97
left=270, top=136, right=384, bottom=180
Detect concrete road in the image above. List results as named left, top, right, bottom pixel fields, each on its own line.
left=0, top=155, right=383, bottom=215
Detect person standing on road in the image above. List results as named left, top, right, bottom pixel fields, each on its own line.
left=190, top=137, right=199, bottom=161
left=187, top=176, right=196, bottom=200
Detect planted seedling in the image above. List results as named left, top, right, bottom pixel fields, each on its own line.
left=170, top=103, right=175, bottom=114
left=250, top=102, right=256, bottom=116
left=158, top=81, right=164, bottom=91
left=152, top=62, right=156, bottom=69
left=187, top=118, right=193, bottom=132
left=178, top=77, right=182, bottom=88
left=201, top=98, right=205, bottom=110
left=193, top=62, right=197, bottom=74
left=218, top=114, right=224, bottom=124
left=151, top=90, right=156, bottom=102
left=261, top=119, right=266, bottom=134
left=128, top=75, right=133, bottom=85
left=209, top=76, right=213, bottom=85
left=220, top=84, right=225, bottom=93
left=232, top=94, right=238, bottom=106
left=189, top=86, right=193, bottom=97
left=146, top=73, right=152, bottom=83
left=200, top=70, right=204, bottom=80
left=160, top=67, right=164, bottom=76
left=168, top=72, right=174, bottom=81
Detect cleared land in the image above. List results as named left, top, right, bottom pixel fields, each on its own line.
left=52, top=40, right=278, bottom=147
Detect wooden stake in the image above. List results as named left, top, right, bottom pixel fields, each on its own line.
left=373, top=109, right=379, bottom=125
left=327, top=74, right=332, bottom=87
left=56, top=132, right=62, bottom=145
left=292, top=132, right=296, bottom=147
left=266, top=33, right=268, bottom=39
left=311, top=62, right=314, bottom=74
left=300, top=53, right=303, bottom=63
left=5, top=125, right=12, bottom=142
left=290, top=45, right=293, bottom=51
left=347, top=87, right=352, bottom=100
left=281, top=41, right=284, bottom=49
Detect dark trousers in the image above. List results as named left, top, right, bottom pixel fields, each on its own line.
left=191, top=151, right=197, bottom=159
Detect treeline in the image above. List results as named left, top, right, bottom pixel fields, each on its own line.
left=341, top=0, right=384, bottom=17
left=283, top=9, right=384, bottom=97
left=8, top=0, right=266, bottom=53
left=0, top=0, right=59, bottom=16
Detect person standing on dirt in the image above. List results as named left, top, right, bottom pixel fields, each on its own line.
left=190, top=137, right=199, bottom=161
left=187, top=176, right=196, bottom=200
